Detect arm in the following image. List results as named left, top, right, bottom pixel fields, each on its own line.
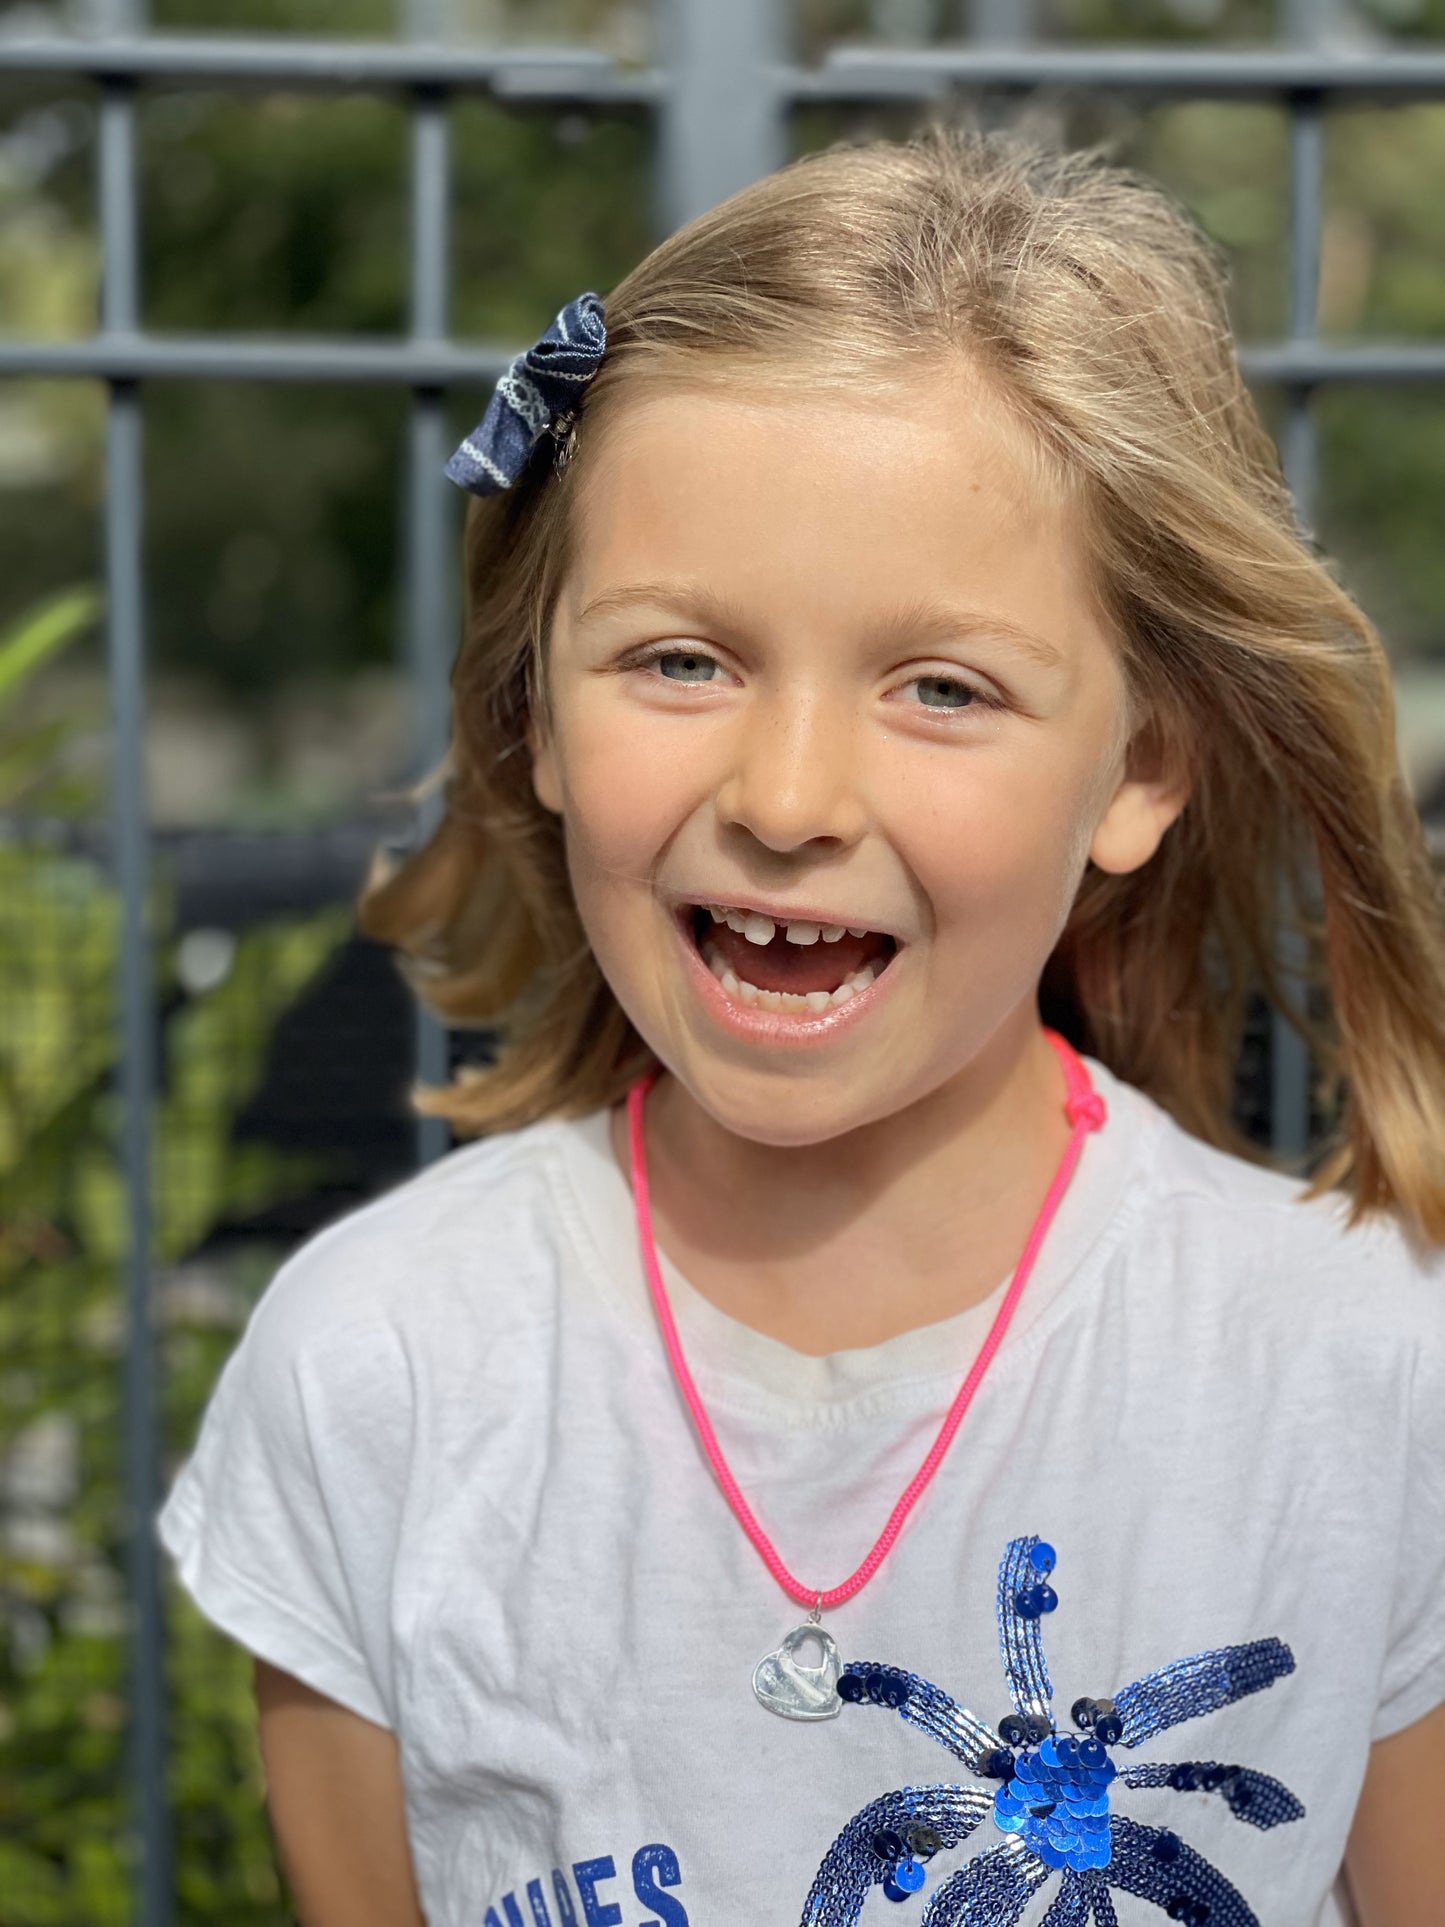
left=254, top=1658, right=426, bottom=1927
left=1344, top=1701, right=1445, bottom=1926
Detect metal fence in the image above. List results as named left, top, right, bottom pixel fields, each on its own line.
left=4, top=0, right=1445, bottom=1918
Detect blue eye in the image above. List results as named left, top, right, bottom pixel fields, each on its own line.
left=641, top=647, right=720, bottom=683
left=910, top=674, right=980, bottom=711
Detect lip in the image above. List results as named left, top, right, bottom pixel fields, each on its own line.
left=668, top=891, right=906, bottom=943
left=670, top=905, right=904, bottom=1046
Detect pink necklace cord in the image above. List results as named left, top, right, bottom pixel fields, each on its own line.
left=625, top=1029, right=1105, bottom=1613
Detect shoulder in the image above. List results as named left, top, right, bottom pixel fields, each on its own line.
left=1073, top=1066, right=1445, bottom=1717
left=1096, top=1062, right=1445, bottom=1358
left=238, top=1112, right=586, bottom=1379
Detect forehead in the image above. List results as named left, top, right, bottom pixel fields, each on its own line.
left=561, top=369, right=1095, bottom=645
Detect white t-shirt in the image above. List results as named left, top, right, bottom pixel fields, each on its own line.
left=157, top=1058, right=1445, bottom=1927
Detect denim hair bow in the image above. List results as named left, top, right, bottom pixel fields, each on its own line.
left=444, top=291, right=606, bottom=496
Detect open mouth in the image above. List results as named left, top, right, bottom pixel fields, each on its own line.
left=681, top=903, right=900, bottom=1015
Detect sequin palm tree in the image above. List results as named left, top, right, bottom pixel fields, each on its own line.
left=802, top=1535, right=1303, bottom=1927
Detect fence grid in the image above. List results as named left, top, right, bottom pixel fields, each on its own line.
left=3, top=2, right=1443, bottom=1919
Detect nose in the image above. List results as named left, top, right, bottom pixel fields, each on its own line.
left=712, top=683, right=870, bottom=854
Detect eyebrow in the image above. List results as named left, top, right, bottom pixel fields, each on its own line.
left=574, top=579, right=753, bottom=634
left=573, top=579, right=1065, bottom=671
left=877, top=594, right=1067, bottom=671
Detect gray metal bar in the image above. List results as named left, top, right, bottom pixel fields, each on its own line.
left=1282, top=0, right=1328, bottom=54
left=405, top=10, right=455, bottom=1170
left=1271, top=3, right=1326, bottom=1161
left=109, top=394, right=171, bottom=1927
left=1281, top=100, right=1323, bottom=535
left=98, top=81, right=139, bottom=328
left=963, top=0, right=1039, bottom=135
left=657, top=0, right=787, bottom=230
left=0, top=32, right=659, bottom=96
left=0, top=336, right=511, bottom=382
left=98, top=1, right=173, bottom=1914
left=410, top=92, right=449, bottom=346
left=870, top=0, right=937, bottom=44
left=968, top=0, right=1038, bottom=46
left=1280, top=1, right=1326, bottom=520
left=8, top=335, right=1445, bottom=386
left=799, top=45, right=1445, bottom=98
left=1237, top=342, right=1445, bottom=383
left=10, top=33, right=1445, bottom=98
left=405, top=392, right=455, bottom=1172
left=405, top=0, right=451, bottom=38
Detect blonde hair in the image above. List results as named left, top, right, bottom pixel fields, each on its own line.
left=356, top=124, right=1445, bottom=1243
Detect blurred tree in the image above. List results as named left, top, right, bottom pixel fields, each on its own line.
left=0, top=587, right=356, bottom=1922
left=155, top=0, right=394, bottom=27
left=0, top=39, right=651, bottom=718
left=3, top=0, right=1445, bottom=728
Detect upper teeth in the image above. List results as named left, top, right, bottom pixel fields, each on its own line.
left=706, top=905, right=872, bottom=945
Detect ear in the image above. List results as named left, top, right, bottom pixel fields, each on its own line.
left=1088, top=769, right=1189, bottom=875
left=525, top=715, right=564, bottom=817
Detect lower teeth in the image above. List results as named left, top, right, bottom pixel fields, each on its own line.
left=699, top=939, right=881, bottom=1013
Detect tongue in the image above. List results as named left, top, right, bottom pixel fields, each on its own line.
left=703, top=920, right=889, bottom=993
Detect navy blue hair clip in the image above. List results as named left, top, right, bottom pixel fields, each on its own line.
left=444, top=290, right=606, bottom=497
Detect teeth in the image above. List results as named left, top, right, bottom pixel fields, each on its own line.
left=696, top=904, right=874, bottom=945
left=699, top=940, right=881, bottom=1013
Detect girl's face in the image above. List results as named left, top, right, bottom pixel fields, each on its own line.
left=529, top=370, right=1183, bottom=1144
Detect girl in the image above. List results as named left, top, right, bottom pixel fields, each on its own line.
left=158, top=127, right=1445, bottom=1927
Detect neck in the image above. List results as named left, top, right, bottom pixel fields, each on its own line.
left=611, top=1012, right=1077, bottom=1354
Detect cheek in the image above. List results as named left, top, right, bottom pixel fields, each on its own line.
left=544, top=709, right=695, bottom=927
left=898, top=748, right=1103, bottom=939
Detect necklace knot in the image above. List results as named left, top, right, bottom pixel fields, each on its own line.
left=1065, top=1090, right=1107, bottom=1133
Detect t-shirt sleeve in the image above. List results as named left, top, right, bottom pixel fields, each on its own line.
left=156, top=1222, right=416, bottom=1730
left=1371, top=1297, right=1445, bottom=1742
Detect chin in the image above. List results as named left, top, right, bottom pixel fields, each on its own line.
left=668, top=1056, right=913, bottom=1147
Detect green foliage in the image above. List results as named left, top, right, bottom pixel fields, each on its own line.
left=0, top=596, right=355, bottom=1922
left=134, top=87, right=644, bottom=699
left=1317, top=387, right=1445, bottom=664
left=155, top=0, right=394, bottom=30
left=1050, top=0, right=1276, bottom=43
left=0, top=590, right=98, bottom=713
left=166, top=1587, right=287, bottom=1922
left=6, top=1, right=1445, bottom=708
left=0, top=589, right=100, bottom=816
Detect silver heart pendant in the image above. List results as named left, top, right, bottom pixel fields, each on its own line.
left=752, top=1623, right=843, bottom=1721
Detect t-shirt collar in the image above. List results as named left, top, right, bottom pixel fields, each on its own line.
left=550, top=1054, right=1157, bottom=1424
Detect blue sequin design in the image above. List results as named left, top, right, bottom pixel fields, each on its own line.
left=992, top=1731, right=1115, bottom=1870
left=800, top=1535, right=1303, bottom=1926
left=915, top=1838, right=1048, bottom=1925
